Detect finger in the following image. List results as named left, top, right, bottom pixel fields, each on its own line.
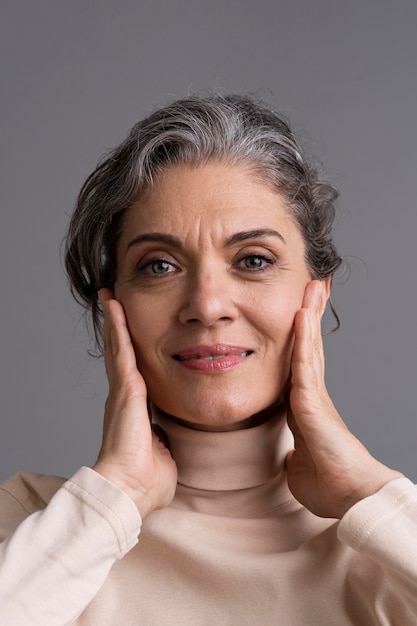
left=292, top=308, right=314, bottom=385
left=98, top=287, right=114, bottom=305
left=301, top=280, right=327, bottom=316
left=99, top=288, right=115, bottom=375
left=299, top=281, right=324, bottom=363
left=298, top=282, right=326, bottom=380
left=99, top=291, right=146, bottom=395
left=291, top=315, right=330, bottom=410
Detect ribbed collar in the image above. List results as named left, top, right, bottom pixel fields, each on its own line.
left=152, top=405, right=296, bottom=517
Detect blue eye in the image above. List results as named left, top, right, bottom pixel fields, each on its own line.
left=141, top=259, right=175, bottom=275
left=239, top=255, right=273, bottom=271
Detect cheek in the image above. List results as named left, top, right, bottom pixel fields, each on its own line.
left=116, top=294, right=158, bottom=357
left=258, top=287, right=303, bottom=335
left=255, top=285, right=306, bottom=371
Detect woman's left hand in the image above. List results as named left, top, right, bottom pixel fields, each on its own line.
left=285, top=280, right=403, bottom=519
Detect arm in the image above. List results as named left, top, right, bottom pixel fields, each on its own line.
left=286, top=280, right=417, bottom=614
left=92, top=289, right=177, bottom=518
left=0, top=468, right=140, bottom=625
left=285, top=280, right=402, bottom=519
left=338, top=476, right=417, bottom=609
left=0, top=290, right=177, bottom=625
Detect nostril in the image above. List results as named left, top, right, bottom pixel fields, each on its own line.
left=178, top=295, right=238, bottom=326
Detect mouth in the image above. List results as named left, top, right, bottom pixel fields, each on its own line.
left=171, top=345, right=253, bottom=372
left=172, top=345, right=253, bottom=361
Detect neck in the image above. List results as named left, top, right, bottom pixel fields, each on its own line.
left=151, top=401, right=292, bottom=490
left=151, top=400, right=294, bottom=516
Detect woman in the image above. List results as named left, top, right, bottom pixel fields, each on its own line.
left=0, top=95, right=416, bottom=625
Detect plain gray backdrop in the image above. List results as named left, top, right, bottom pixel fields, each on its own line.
left=1, top=1, right=416, bottom=482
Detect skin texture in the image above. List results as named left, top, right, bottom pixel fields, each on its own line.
left=94, top=163, right=402, bottom=520
left=114, top=163, right=312, bottom=428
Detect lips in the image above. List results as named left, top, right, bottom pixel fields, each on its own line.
left=172, top=345, right=253, bottom=361
left=172, top=345, right=253, bottom=372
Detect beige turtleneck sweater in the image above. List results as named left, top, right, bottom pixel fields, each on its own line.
left=0, top=411, right=416, bottom=625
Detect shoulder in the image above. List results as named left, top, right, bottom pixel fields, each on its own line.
left=0, top=472, right=67, bottom=515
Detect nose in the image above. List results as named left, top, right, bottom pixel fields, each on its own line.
left=178, top=266, right=238, bottom=326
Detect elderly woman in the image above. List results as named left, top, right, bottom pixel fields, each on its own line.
left=0, top=95, right=416, bottom=625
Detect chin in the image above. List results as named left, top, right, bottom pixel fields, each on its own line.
left=151, top=390, right=283, bottom=429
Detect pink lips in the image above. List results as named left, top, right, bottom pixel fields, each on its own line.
left=172, top=344, right=253, bottom=373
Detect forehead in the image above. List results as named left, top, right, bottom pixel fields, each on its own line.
left=119, top=162, right=302, bottom=246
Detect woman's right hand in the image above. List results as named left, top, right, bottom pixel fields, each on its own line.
left=93, top=288, right=178, bottom=520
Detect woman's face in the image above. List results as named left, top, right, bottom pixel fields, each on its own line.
left=115, top=162, right=313, bottom=428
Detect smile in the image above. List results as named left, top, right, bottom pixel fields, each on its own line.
left=173, top=345, right=253, bottom=360
left=174, top=351, right=252, bottom=362
left=172, top=345, right=253, bottom=372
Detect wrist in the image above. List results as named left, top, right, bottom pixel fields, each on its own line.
left=92, top=462, right=155, bottom=519
left=342, top=465, right=404, bottom=517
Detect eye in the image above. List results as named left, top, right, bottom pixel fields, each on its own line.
left=238, top=254, right=275, bottom=271
left=139, top=258, right=176, bottom=275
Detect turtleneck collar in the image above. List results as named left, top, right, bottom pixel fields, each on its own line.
left=151, top=405, right=296, bottom=517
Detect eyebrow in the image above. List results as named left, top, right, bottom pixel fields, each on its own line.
left=126, top=233, right=182, bottom=252
left=125, top=228, right=286, bottom=253
left=225, top=228, right=286, bottom=245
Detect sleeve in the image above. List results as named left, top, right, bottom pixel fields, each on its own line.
left=338, top=477, right=417, bottom=616
left=0, top=467, right=141, bottom=626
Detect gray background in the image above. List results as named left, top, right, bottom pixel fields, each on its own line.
left=1, top=1, right=416, bottom=482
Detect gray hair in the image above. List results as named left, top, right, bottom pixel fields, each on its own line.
left=65, top=94, right=342, bottom=350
